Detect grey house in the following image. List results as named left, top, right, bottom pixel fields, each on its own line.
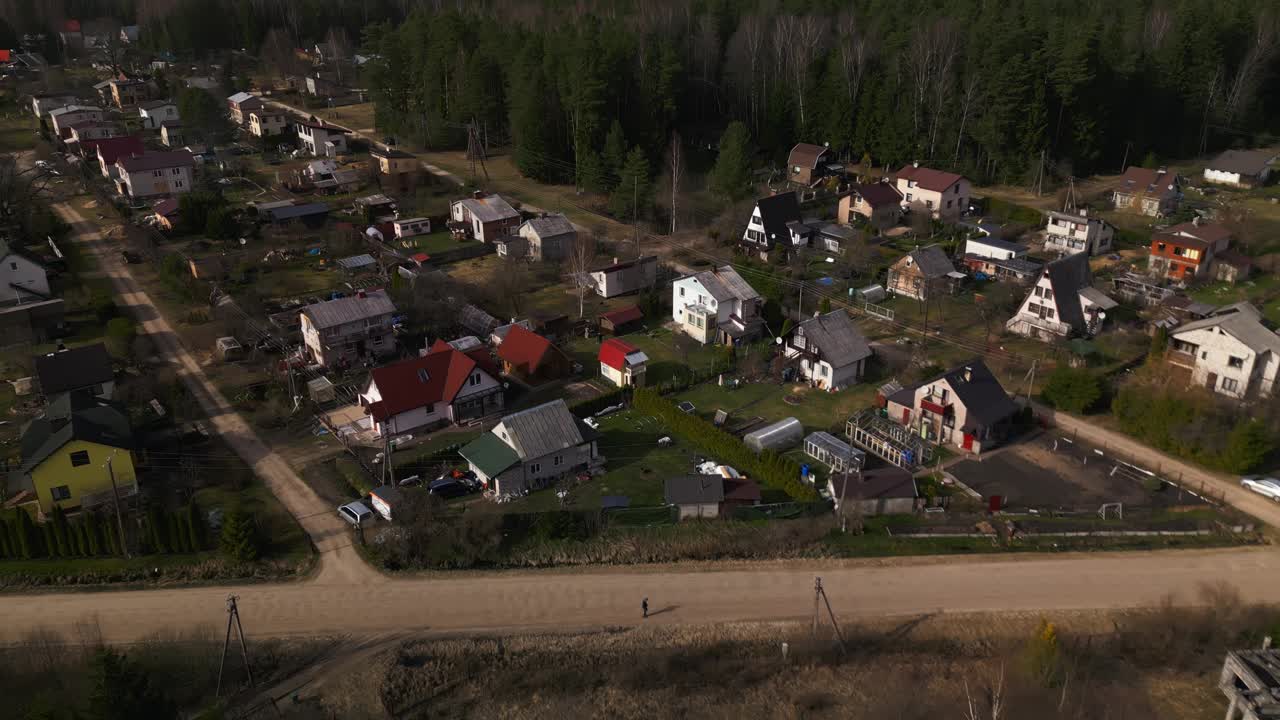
left=460, top=399, right=600, bottom=497
left=518, top=214, right=577, bottom=262
left=783, top=310, right=872, bottom=391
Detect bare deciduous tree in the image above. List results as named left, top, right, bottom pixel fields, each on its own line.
left=666, top=131, right=683, bottom=234
left=1222, top=11, right=1278, bottom=122
left=774, top=15, right=825, bottom=130
left=836, top=13, right=877, bottom=113
left=567, top=233, right=599, bottom=319
left=1144, top=4, right=1173, bottom=51
left=908, top=18, right=958, bottom=157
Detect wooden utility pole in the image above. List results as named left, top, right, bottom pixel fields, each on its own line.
left=811, top=577, right=847, bottom=653
left=216, top=595, right=254, bottom=697
left=105, top=454, right=129, bottom=558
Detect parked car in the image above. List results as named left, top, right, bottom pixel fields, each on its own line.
left=1240, top=477, right=1280, bottom=502
left=338, top=500, right=373, bottom=526
left=428, top=479, right=472, bottom=499
left=120, top=250, right=142, bottom=264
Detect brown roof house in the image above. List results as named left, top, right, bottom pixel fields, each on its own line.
left=886, top=246, right=958, bottom=301
left=891, top=164, right=970, bottom=221
left=787, top=142, right=831, bottom=186
left=838, top=182, right=902, bottom=230
left=828, top=465, right=918, bottom=517
left=496, top=325, right=571, bottom=386
left=1113, top=167, right=1181, bottom=217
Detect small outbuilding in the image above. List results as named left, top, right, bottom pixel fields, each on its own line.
left=804, top=431, right=865, bottom=473
left=307, top=376, right=336, bottom=403
left=743, top=417, right=804, bottom=453
left=369, top=485, right=403, bottom=522
left=215, top=336, right=244, bottom=361
left=665, top=475, right=725, bottom=520
left=828, top=466, right=918, bottom=516
left=600, top=305, right=644, bottom=335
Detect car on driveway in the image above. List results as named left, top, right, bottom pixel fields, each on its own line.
left=1240, top=477, right=1280, bottom=502
left=338, top=500, right=373, bottom=526
left=428, top=479, right=472, bottom=499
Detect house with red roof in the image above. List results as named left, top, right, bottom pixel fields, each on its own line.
left=94, top=136, right=145, bottom=180
left=598, top=338, right=648, bottom=388
left=359, top=340, right=504, bottom=437
left=891, top=163, right=971, bottom=221
left=496, top=325, right=571, bottom=386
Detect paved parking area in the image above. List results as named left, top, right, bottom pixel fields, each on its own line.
left=948, top=433, right=1207, bottom=510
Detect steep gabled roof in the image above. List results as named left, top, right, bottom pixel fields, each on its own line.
left=900, top=246, right=954, bottom=279
left=893, top=165, right=964, bottom=193
left=601, top=305, right=644, bottom=327
left=753, top=192, right=802, bottom=246
left=793, top=310, right=871, bottom=366
left=1172, top=303, right=1280, bottom=355
left=849, top=182, right=902, bottom=209
left=118, top=150, right=194, bottom=173
left=689, top=266, right=760, bottom=303
left=787, top=143, right=829, bottom=171
left=520, top=214, right=575, bottom=239
left=21, top=395, right=134, bottom=472
left=892, top=358, right=1017, bottom=431
left=1041, top=251, right=1093, bottom=332
left=495, top=399, right=588, bottom=460
left=496, top=325, right=558, bottom=374
left=365, top=344, right=496, bottom=421
left=301, top=290, right=396, bottom=329
left=94, top=135, right=145, bottom=165
left=456, top=194, right=520, bottom=224
left=1116, top=167, right=1179, bottom=199
left=35, top=343, right=113, bottom=395
left=599, top=337, right=648, bottom=371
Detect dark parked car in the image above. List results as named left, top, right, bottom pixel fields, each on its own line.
left=428, top=479, right=471, bottom=499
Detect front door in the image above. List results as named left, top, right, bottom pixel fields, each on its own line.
left=1207, top=372, right=1218, bottom=390
left=962, top=433, right=974, bottom=451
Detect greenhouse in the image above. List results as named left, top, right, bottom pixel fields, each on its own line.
left=743, top=417, right=804, bottom=453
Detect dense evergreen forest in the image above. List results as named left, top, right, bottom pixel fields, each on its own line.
left=5, top=0, right=1280, bottom=189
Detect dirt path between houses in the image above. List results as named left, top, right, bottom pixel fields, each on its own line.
left=49, top=201, right=382, bottom=587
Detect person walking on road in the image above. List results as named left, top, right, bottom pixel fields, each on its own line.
left=642, top=598, right=649, bottom=619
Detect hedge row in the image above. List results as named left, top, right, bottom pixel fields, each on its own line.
left=633, top=388, right=817, bottom=501
left=0, top=502, right=209, bottom=560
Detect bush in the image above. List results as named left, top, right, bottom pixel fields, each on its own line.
left=632, top=389, right=817, bottom=501
left=1112, top=386, right=1275, bottom=473
left=1041, top=367, right=1103, bottom=414
left=219, top=507, right=260, bottom=563
left=105, top=317, right=136, bottom=360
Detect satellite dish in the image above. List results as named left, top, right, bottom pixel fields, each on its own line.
left=775, top=336, right=783, bottom=345
left=1097, top=311, right=1107, bottom=320
left=239, top=238, right=247, bottom=245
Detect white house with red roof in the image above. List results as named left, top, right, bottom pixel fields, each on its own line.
left=359, top=339, right=504, bottom=437
left=891, top=163, right=970, bottom=221
left=598, top=338, right=648, bottom=388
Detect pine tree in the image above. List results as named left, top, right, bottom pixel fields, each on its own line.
left=85, top=512, right=103, bottom=556
left=602, top=120, right=628, bottom=187
left=219, top=508, right=260, bottom=563
left=609, top=147, right=652, bottom=221
left=709, top=121, right=753, bottom=201
left=42, top=522, right=58, bottom=558
left=16, top=509, right=39, bottom=558
left=169, top=513, right=189, bottom=553
left=0, top=517, right=9, bottom=558
left=51, top=506, right=72, bottom=557
left=187, top=500, right=207, bottom=551
left=73, top=521, right=89, bottom=556
left=146, top=506, right=169, bottom=555
left=1221, top=420, right=1273, bottom=474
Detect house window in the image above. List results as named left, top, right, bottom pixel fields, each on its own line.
left=1228, top=356, right=1244, bottom=369
left=172, top=167, right=181, bottom=175
left=946, top=200, right=952, bottom=209
left=153, top=170, right=162, bottom=177
left=470, top=373, right=481, bottom=386
left=905, top=193, right=913, bottom=202
left=679, top=287, right=685, bottom=297
left=818, top=364, right=828, bottom=377
left=529, top=463, right=541, bottom=474
left=50, top=485, right=72, bottom=501
left=554, top=455, right=562, bottom=466
left=70, top=450, right=91, bottom=467
left=175, top=180, right=183, bottom=188
left=1222, top=377, right=1239, bottom=393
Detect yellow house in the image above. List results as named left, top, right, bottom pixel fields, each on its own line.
left=19, top=395, right=137, bottom=515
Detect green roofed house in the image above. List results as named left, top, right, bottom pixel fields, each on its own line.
left=459, top=399, right=601, bottom=498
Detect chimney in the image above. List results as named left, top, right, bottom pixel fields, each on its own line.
left=1079, top=208, right=1088, bottom=218
left=962, top=366, right=973, bottom=382
left=472, top=190, right=486, bottom=200
left=912, top=161, right=920, bottom=168
left=613, top=257, right=619, bottom=265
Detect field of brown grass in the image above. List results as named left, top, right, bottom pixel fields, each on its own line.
left=264, top=587, right=1278, bottom=720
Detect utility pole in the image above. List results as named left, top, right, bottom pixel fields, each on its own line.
left=632, top=175, right=640, bottom=258
left=811, top=577, right=847, bottom=653
left=216, top=595, right=254, bottom=697
left=1119, top=141, right=1132, bottom=174
left=105, top=453, right=129, bottom=558
left=1034, top=149, right=1046, bottom=197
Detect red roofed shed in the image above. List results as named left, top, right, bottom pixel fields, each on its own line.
left=496, top=325, right=570, bottom=386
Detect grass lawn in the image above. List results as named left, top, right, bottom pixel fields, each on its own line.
left=674, top=378, right=875, bottom=437
left=195, top=480, right=312, bottom=561
left=564, top=325, right=725, bottom=387
left=1189, top=274, right=1280, bottom=324
left=502, top=409, right=700, bottom=513
left=407, top=230, right=469, bottom=255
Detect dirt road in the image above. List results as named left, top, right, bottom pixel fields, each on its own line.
left=50, top=201, right=381, bottom=587
left=3, top=549, right=1279, bottom=645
